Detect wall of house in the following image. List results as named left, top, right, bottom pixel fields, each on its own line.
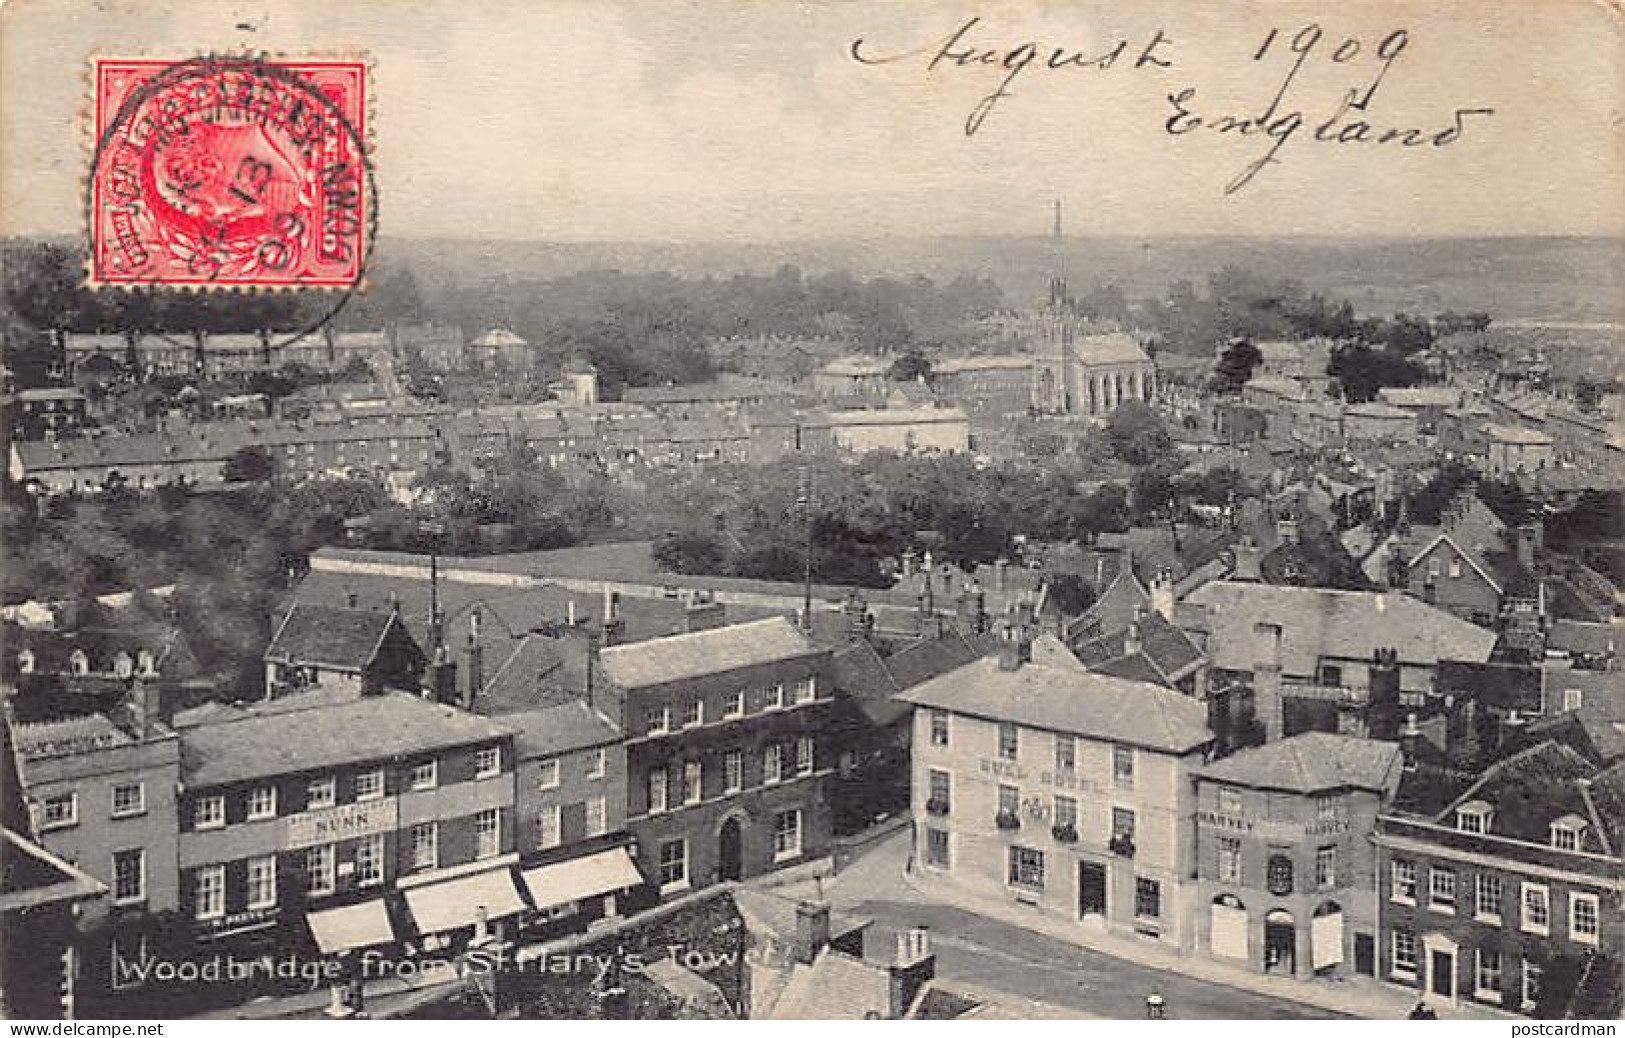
left=909, top=707, right=1199, bottom=948
left=26, top=737, right=182, bottom=921
left=515, top=741, right=627, bottom=859
left=1376, top=820, right=1624, bottom=1014
left=1406, top=542, right=1501, bottom=626
left=1190, top=782, right=1384, bottom=979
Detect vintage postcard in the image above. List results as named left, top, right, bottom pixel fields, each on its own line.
left=0, top=0, right=1621, bottom=1025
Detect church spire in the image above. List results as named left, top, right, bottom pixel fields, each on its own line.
left=1049, top=198, right=1068, bottom=308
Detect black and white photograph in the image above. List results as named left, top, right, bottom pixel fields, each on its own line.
left=0, top=0, right=1621, bottom=1024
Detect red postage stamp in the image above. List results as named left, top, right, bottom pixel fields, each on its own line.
left=88, top=57, right=371, bottom=289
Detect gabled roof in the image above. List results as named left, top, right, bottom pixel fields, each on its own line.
left=264, top=603, right=406, bottom=672
left=1180, top=582, right=1496, bottom=674
left=828, top=640, right=906, bottom=727
left=1548, top=620, right=1622, bottom=658
left=1071, top=612, right=1204, bottom=687
left=1072, top=333, right=1150, bottom=366
left=599, top=617, right=822, bottom=690
left=881, top=629, right=985, bottom=691
left=1196, top=732, right=1400, bottom=794
left=897, top=634, right=1212, bottom=754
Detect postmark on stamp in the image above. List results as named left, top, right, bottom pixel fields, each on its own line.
left=88, top=56, right=372, bottom=290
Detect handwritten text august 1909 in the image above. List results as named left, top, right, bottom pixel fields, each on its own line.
left=850, top=17, right=1495, bottom=195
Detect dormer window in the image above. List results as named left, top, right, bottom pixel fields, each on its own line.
left=16, top=649, right=34, bottom=675
left=68, top=649, right=89, bottom=675
left=1455, top=801, right=1493, bottom=834
left=1549, top=815, right=1587, bottom=852
left=113, top=652, right=134, bottom=679
left=136, top=650, right=157, bottom=676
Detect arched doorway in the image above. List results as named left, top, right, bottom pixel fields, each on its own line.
left=1210, top=894, right=1248, bottom=961
left=1312, top=901, right=1344, bottom=973
left=718, top=816, right=744, bottom=882
left=1264, top=909, right=1296, bottom=976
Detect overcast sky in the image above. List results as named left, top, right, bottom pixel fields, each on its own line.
left=2, top=0, right=1621, bottom=242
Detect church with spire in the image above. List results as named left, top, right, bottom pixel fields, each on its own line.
left=1030, top=199, right=1157, bottom=418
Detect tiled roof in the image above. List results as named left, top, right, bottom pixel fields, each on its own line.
left=881, top=630, right=984, bottom=690
left=179, top=692, right=512, bottom=787
left=264, top=603, right=401, bottom=671
left=1181, top=582, right=1496, bottom=674
left=502, top=700, right=620, bottom=760
left=1071, top=612, right=1203, bottom=686
left=897, top=634, right=1212, bottom=754
left=766, top=947, right=893, bottom=1020
left=12, top=713, right=135, bottom=761
left=599, top=617, right=822, bottom=689
left=1197, top=732, right=1400, bottom=794
left=829, top=641, right=904, bottom=726
left=1548, top=620, right=1622, bottom=658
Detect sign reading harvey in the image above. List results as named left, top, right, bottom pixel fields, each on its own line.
left=286, top=798, right=397, bottom=850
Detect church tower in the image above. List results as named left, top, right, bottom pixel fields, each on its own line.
left=1046, top=199, right=1075, bottom=413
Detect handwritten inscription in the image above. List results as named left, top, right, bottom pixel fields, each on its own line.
left=848, top=17, right=1494, bottom=195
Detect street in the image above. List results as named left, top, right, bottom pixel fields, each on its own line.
left=850, top=899, right=1347, bottom=1020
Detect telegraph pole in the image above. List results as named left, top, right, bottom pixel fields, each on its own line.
left=798, top=466, right=813, bottom=633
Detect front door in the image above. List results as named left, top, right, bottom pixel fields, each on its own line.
left=718, top=817, right=743, bottom=882
left=1354, top=934, right=1375, bottom=976
left=1079, top=861, right=1108, bottom=918
left=1264, top=920, right=1296, bottom=975
left=1430, top=949, right=1455, bottom=998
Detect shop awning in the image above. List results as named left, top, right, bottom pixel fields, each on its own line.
left=404, top=866, right=527, bottom=935
left=521, top=846, right=645, bottom=912
left=308, top=899, right=395, bottom=954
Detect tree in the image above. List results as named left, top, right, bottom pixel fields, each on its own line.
left=1046, top=572, right=1096, bottom=618
left=221, top=445, right=275, bottom=483
left=1105, top=400, right=1174, bottom=467
left=1208, top=338, right=1262, bottom=395
left=1327, top=345, right=1429, bottom=403
left=888, top=349, right=932, bottom=383
left=653, top=531, right=727, bottom=574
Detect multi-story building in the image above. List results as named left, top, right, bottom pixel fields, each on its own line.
left=172, top=691, right=522, bottom=957
left=1374, top=724, right=1624, bottom=1017
left=929, top=356, right=1037, bottom=418
left=600, top=617, right=835, bottom=896
left=898, top=629, right=1213, bottom=947
left=9, top=388, right=88, bottom=441
left=1179, top=582, right=1498, bottom=739
left=506, top=699, right=644, bottom=936
left=1191, top=733, right=1402, bottom=980
left=11, top=685, right=182, bottom=928
left=811, top=407, right=971, bottom=456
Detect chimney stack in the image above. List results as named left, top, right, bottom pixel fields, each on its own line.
left=994, top=557, right=1009, bottom=592
left=684, top=589, right=726, bottom=633
left=887, top=927, right=935, bottom=1019
left=601, top=589, right=626, bottom=646
left=956, top=584, right=987, bottom=635
left=1516, top=522, right=1541, bottom=570
left=793, top=899, right=831, bottom=965
left=430, top=643, right=458, bottom=705
left=1124, top=618, right=1143, bottom=658
left=1149, top=567, right=1175, bottom=622
left=465, top=607, right=484, bottom=709
left=996, top=619, right=1032, bottom=671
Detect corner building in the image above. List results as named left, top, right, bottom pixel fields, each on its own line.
left=899, top=631, right=1212, bottom=947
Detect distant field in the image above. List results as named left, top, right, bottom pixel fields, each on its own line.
left=391, top=234, right=1625, bottom=326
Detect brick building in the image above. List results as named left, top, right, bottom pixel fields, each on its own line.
left=1191, top=733, right=1402, bottom=980
left=172, top=692, right=522, bottom=957
left=263, top=603, right=427, bottom=698
left=600, top=617, right=835, bottom=896
left=506, top=699, right=644, bottom=936
left=1374, top=724, right=1623, bottom=1017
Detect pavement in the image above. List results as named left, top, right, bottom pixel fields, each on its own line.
left=770, top=825, right=1520, bottom=1022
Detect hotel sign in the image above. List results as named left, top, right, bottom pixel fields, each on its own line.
left=286, top=798, right=398, bottom=850
left=978, top=759, right=1102, bottom=794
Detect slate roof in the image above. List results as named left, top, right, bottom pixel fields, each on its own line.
left=732, top=888, right=869, bottom=950
left=264, top=604, right=403, bottom=671
left=829, top=641, right=907, bottom=727
left=12, top=713, right=136, bottom=762
left=1197, top=732, right=1400, bottom=794
left=503, top=700, right=620, bottom=761
left=1072, top=333, right=1150, bottom=366
left=1180, top=582, right=1497, bottom=674
left=897, top=634, right=1212, bottom=754
left=1438, top=740, right=1620, bottom=856
left=882, top=630, right=986, bottom=690
left=179, top=692, right=512, bottom=788
left=599, top=617, right=822, bottom=690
